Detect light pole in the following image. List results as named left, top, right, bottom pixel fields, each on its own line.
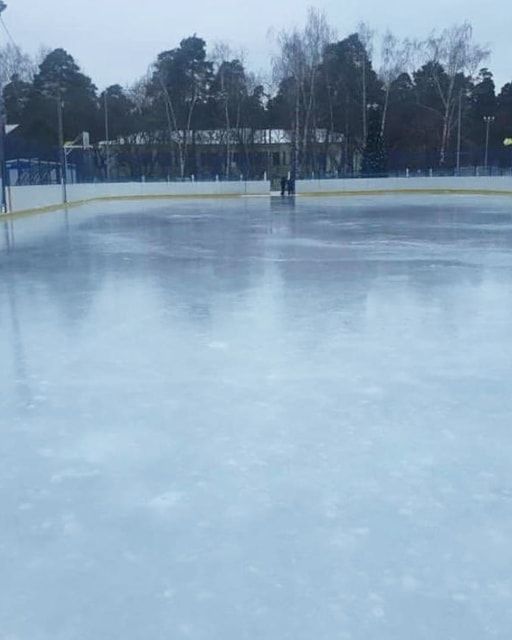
left=56, top=96, right=67, bottom=204
left=505, top=138, right=512, bottom=172
left=44, top=80, right=68, bottom=205
left=0, top=0, right=8, bottom=213
left=483, top=116, right=495, bottom=173
left=456, top=92, right=462, bottom=174
left=104, top=90, right=110, bottom=181
left=456, top=88, right=473, bottom=175
left=456, top=91, right=464, bottom=174
left=42, top=80, right=68, bottom=205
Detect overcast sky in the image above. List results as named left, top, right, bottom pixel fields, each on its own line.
left=4, top=0, right=512, bottom=90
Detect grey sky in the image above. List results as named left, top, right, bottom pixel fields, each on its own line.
left=5, top=0, right=512, bottom=90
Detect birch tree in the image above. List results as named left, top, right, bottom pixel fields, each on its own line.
left=302, top=8, right=334, bottom=169
left=273, top=27, right=306, bottom=177
left=150, top=37, right=212, bottom=178
left=273, top=8, right=333, bottom=176
left=0, top=43, right=35, bottom=87
left=357, top=22, right=375, bottom=144
left=422, top=23, right=488, bottom=165
left=212, top=42, right=233, bottom=177
left=379, top=32, right=412, bottom=137
left=211, top=43, right=249, bottom=178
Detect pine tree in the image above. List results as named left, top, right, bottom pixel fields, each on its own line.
left=361, top=107, right=387, bottom=175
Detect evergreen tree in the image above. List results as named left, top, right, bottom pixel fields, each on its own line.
left=13, top=48, right=99, bottom=148
left=3, top=74, right=32, bottom=124
left=361, top=107, right=387, bottom=175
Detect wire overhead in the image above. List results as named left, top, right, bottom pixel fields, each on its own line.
left=0, top=15, right=19, bottom=49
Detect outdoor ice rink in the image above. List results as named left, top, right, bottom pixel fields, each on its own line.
left=2, top=194, right=512, bottom=639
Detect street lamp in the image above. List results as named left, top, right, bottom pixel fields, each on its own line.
left=483, top=116, right=495, bottom=173
left=103, top=90, right=110, bottom=181
left=504, top=137, right=512, bottom=173
left=456, top=88, right=472, bottom=175
left=43, top=82, right=67, bottom=205
left=56, top=97, right=67, bottom=204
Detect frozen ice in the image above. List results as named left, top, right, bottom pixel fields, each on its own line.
left=1, top=194, right=512, bottom=639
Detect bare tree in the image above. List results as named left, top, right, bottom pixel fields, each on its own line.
left=148, top=39, right=212, bottom=179
left=423, top=22, right=488, bottom=165
left=158, top=73, right=183, bottom=175
left=273, top=26, right=306, bottom=177
left=273, top=8, right=334, bottom=176
left=302, top=8, right=335, bottom=170
left=357, top=22, right=375, bottom=143
left=212, top=42, right=235, bottom=178
left=128, top=73, right=152, bottom=115
left=0, top=43, right=34, bottom=87
left=379, top=32, right=412, bottom=137
left=33, top=46, right=52, bottom=71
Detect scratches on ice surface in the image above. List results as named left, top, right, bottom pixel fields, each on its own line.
left=148, top=491, right=185, bottom=513
left=50, top=468, right=101, bottom=484
left=207, top=341, right=228, bottom=350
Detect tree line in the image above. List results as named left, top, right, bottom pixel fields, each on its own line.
left=2, top=11, right=512, bottom=180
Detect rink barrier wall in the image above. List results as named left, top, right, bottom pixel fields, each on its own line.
left=295, top=176, right=512, bottom=196
left=3, top=176, right=512, bottom=219
left=5, top=180, right=270, bottom=216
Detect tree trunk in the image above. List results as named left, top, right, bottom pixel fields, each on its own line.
left=225, top=98, right=231, bottom=179
left=183, top=94, right=198, bottom=178
left=302, top=70, right=316, bottom=173
left=439, top=102, right=451, bottom=166
left=380, top=86, right=390, bottom=139
left=293, top=79, right=300, bottom=178
left=362, top=56, right=367, bottom=144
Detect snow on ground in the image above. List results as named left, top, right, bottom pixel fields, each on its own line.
left=1, top=195, right=512, bottom=639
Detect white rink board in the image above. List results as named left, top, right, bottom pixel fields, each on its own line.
left=7, top=180, right=270, bottom=213
left=296, top=176, right=512, bottom=194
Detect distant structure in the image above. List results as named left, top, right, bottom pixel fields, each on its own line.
left=7, top=158, right=76, bottom=186
left=102, top=129, right=345, bottom=181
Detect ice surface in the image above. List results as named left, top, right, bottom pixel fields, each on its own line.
left=1, top=195, right=512, bottom=639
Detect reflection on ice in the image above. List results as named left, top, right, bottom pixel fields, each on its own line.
left=1, top=195, right=512, bottom=639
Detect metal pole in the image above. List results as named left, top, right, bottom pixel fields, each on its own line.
left=57, top=98, right=67, bottom=204
left=456, top=91, right=462, bottom=175
left=483, top=116, right=495, bottom=173
left=0, top=97, right=7, bottom=213
left=484, top=119, right=490, bottom=171
left=0, top=0, right=8, bottom=213
left=104, top=91, right=110, bottom=181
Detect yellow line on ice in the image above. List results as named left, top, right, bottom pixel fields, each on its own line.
left=0, top=193, right=250, bottom=220
left=2, top=188, right=512, bottom=221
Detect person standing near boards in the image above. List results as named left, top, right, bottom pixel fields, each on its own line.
left=280, top=176, right=287, bottom=196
